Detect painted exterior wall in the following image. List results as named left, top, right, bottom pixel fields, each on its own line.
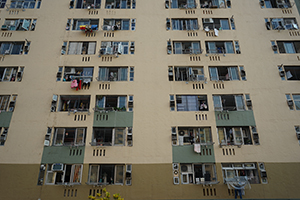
left=0, top=0, right=300, bottom=199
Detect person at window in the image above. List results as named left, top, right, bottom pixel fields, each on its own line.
left=200, top=101, right=208, bottom=110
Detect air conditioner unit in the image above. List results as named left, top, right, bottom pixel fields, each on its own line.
left=287, top=99, right=294, bottom=107
left=173, top=163, right=179, bottom=170
left=0, top=134, right=7, bottom=142
left=204, top=18, right=214, bottom=23
left=258, top=163, right=265, bottom=171
left=44, top=140, right=50, bottom=146
left=170, top=100, right=175, bottom=107
left=279, top=71, right=285, bottom=77
left=24, top=44, right=30, bottom=52
left=128, top=100, right=134, bottom=108
left=296, top=132, right=300, bottom=140
left=261, top=171, right=267, bottom=178
left=246, top=99, right=252, bottom=107
left=1, top=25, right=8, bottom=30
left=181, top=164, right=192, bottom=173
left=127, top=132, right=132, bottom=141
left=69, top=0, right=74, bottom=7
left=172, top=132, right=177, bottom=141
left=272, top=45, right=278, bottom=51
left=260, top=0, right=265, bottom=6
left=52, top=163, right=64, bottom=171
left=56, top=71, right=62, bottom=78
left=52, top=95, right=58, bottom=102
left=126, top=171, right=132, bottom=179
left=130, top=43, right=135, bottom=52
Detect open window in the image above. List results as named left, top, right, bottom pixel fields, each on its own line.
left=0, top=42, right=25, bottom=55
left=200, top=0, right=229, bottom=8
left=10, top=0, right=37, bottom=9
left=103, top=19, right=131, bottom=31
left=0, top=67, right=18, bottom=82
left=282, top=66, right=300, bottom=80
left=270, top=18, right=298, bottom=30
left=218, top=127, right=253, bottom=146
left=173, top=41, right=201, bottom=54
left=67, top=41, right=96, bottom=55
left=105, top=0, right=133, bottom=9
left=45, top=164, right=82, bottom=185
left=171, top=18, right=199, bottom=30
left=222, top=163, right=260, bottom=184
left=180, top=163, right=217, bottom=184
left=0, top=95, right=17, bottom=112
left=170, top=0, right=196, bottom=9
left=2, top=19, right=35, bottom=31
left=96, top=95, right=127, bottom=111
left=202, top=18, right=231, bottom=30
left=72, top=19, right=99, bottom=30
left=75, top=0, right=101, bottom=9
left=172, top=67, right=205, bottom=81
left=277, top=41, right=300, bottom=54
left=205, top=41, right=235, bottom=54
left=57, top=95, right=90, bottom=112
left=92, top=127, right=125, bottom=146
left=176, top=95, right=208, bottom=111
left=98, top=67, right=128, bottom=81
left=177, top=127, right=212, bottom=145
left=53, top=128, right=86, bottom=146
left=264, top=0, right=291, bottom=8
left=63, top=67, right=93, bottom=82
left=209, top=66, right=240, bottom=81
left=213, top=94, right=245, bottom=111
left=99, top=41, right=129, bottom=56
left=88, top=164, right=127, bottom=185
left=0, top=0, right=7, bottom=8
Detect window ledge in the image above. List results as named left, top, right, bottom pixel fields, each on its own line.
left=90, top=142, right=111, bottom=146
left=195, top=181, right=219, bottom=185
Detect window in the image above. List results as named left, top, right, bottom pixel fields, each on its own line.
left=209, top=66, right=240, bottom=81
left=57, top=95, right=90, bottom=112
left=202, top=18, right=231, bottom=30
left=2, top=19, right=36, bottom=31
left=62, top=67, right=93, bottom=82
left=263, top=0, right=291, bottom=8
left=180, top=163, right=217, bottom=184
left=173, top=41, right=201, bottom=54
left=176, top=95, right=208, bottom=111
left=268, top=18, right=298, bottom=30
left=96, top=95, right=127, bottom=111
left=277, top=41, right=300, bottom=54
left=171, top=19, right=199, bottom=30
left=129, top=67, right=134, bottom=81
left=205, top=41, right=235, bottom=54
left=45, top=164, right=82, bottom=185
left=177, top=127, right=212, bottom=145
left=53, top=128, right=86, bottom=146
left=71, top=19, right=99, bottom=30
left=105, top=0, right=133, bottom=9
left=0, top=42, right=25, bottom=55
left=0, top=67, right=18, bottom=82
left=171, top=67, right=205, bottom=81
left=99, top=41, right=129, bottom=56
left=0, top=95, right=17, bottom=112
left=103, top=19, right=132, bottom=31
left=88, top=164, right=127, bottom=185
left=168, top=0, right=196, bottom=9
left=75, top=0, right=101, bottom=9
left=217, top=127, right=253, bottom=146
left=292, top=94, right=300, bottom=110
left=0, top=0, right=6, bottom=8
left=282, top=66, right=300, bottom=80
left=92, top=127, right=126, bottom=146
left=222, top=163, right=260, bottom=184
left=10, top=0, right=37, bottom=9
left=200, top=0, right=229, bottom=8
left=67, top=42, right=96, bottom=55
left=98, top=67, right=128, bottom=81
left=213, top=94, right=245, bottom=111
left=0, top=128, right=8, bottom=145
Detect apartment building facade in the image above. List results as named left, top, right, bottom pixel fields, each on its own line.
left=0, top=0, right=300, bottom=199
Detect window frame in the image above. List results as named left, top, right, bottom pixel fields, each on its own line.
left=53, top=127, right=86, bottom=146
left=221, top=163, right=260, bottom=184
left=180, top=163, right=217, bottom=184
left=92, top=127, right=126, bottom=146
left=88, top=164, right=125, bottom=185
left=45, top=164, right=83, bottom=185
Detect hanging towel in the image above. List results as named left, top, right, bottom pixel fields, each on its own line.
left=71, top=79, right=78, bottom=88
left=194, top=143, right=201, bottom=153
left=214, top=28, right=219, bottom=37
